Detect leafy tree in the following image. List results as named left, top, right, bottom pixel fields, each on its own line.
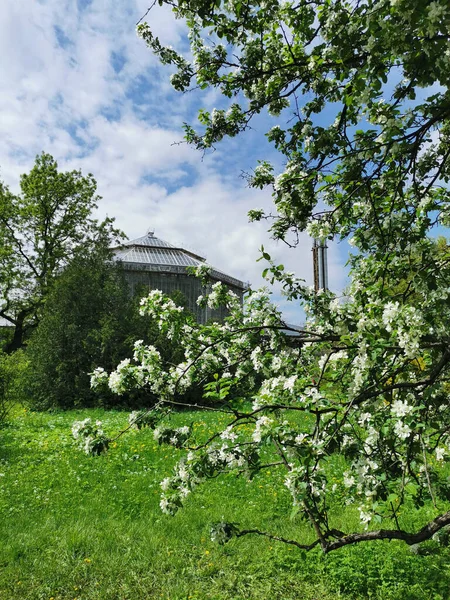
left=24, top=251, right=139, bottom=410
left=26, top=256, right=200, bottom=411
left=0, top=153, right=123, bottom=353
left=78, top=1, right=450, bottom=553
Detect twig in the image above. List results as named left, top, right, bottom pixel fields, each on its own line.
left=136, top=1, right=157, bottom=26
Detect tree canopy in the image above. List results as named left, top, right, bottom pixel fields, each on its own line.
left=138, top=0, right=450, bottom=242
left=76, top=1, right=450, bottom=554
left=25, top=254, right=200, bottom=411
left=24, top=251, right=137, bottom=410
left=0, top=153, right=123, bottom=353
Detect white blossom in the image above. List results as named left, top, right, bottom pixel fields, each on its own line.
left=436, top=447, right=446, bottom=461
left=391, top=400, right=414, bottom=418
left=394, top=421, right=412, bottom=440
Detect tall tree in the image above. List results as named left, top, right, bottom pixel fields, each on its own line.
left=81, top=1, right=450, bottom=553
left=25, top=251, right=139, bottom=410
left=0, top=153, right=123, bottom=352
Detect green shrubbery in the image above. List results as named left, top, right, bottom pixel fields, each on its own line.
left=21, top=251, right=200, bottom=411
left=0, top=349, right=28, bottom=424
left=23, top=252, right=138, bottom=410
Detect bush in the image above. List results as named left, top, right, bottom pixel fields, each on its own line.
left=0, top=350, right=28, bottom=424
left=24, top=252, right=148, bottom=410
left=24, top=253, right=200, bottom=411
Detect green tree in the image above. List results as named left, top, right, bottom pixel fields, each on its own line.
left=25, top=251, right=146, bottom=410
left=81, top=1, right=450, bottom=553
left=26, top=254, right=200, bottom=411
left=0, top=153, right=123, bottom=353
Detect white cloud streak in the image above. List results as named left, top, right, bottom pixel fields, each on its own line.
left=0, top=0, right=348, bottom=323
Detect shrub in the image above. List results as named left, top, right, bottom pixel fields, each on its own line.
left=0, top=350, right=28, bottom=424
left=24, top=252, right=147, bottom=410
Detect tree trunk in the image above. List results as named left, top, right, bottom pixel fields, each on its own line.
left=4, top=311, right=26, bottom=354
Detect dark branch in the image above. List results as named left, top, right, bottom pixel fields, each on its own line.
left=234, top=511, right=450, bottom=554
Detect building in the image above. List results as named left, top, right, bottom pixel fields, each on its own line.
left=111, top=230, right=248, bottom=323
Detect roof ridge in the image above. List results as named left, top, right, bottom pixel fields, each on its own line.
left=111, top=230, right=247, bottom=290
left=121, top=233, right=175, bottom=249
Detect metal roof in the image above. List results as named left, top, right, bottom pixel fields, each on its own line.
left=112, top=231, right=248, bottom=290
left=121, top=232, right=177, bottom=250
left=114, top=245, right=202, bottom=268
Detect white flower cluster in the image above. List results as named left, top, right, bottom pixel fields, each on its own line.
left=393, top=420, right=411, bottom=440
left=220, top=426, right=238, bottom=442
left=382, top=301, right=400, bottom=332
left=196, top=264, right=211, bottom=276
left=252, top=416, right=274, bottom=442
left=72, top=418, right=109, bottom=455
left=251, top=162, right=275, bottom=189
left=99, top=341, right=167, bottom=398
left=350, top=344, right=371, bottom=395
left=252, top=374, right=302, bottom=409
left=139, top=290, right=185, bottom=340
left=343, top=454, right=382, bottom=524
left=390, top=399, right=414, bottom=418
left=206, top=443, right=247, bottom=469
left=382, top=302, right=424, bottom=358
left=358, top=507, right=372, bottom=528
left=90, top=367, right=108, bottom=389
left=153, top=425, right=191, bottom=448
left=109, top=359, right=132, bottom=395
left=285, top=466, right=326, bottom=504
left=205, top=281, right=240, bottom=311
left=306, top=220, right=332, bottom=241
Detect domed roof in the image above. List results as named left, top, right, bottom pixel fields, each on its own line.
left=121, top=230, right=176, bottom=250
left=114, top=231, right=206, bottom=268
left=112, top=230, right=248, bottom=290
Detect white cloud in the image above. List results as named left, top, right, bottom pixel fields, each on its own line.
left=0, top=0, right=348, bottom=324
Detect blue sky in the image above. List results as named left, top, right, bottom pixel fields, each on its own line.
left=0, top=0, right=350, bottom=323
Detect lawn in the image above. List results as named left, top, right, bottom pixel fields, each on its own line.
left=1, top=408, right=449, bottom=600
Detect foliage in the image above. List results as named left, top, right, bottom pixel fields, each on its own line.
left=72, top=417, right=109, bottom=455
left=109, top=0, right=450, bottom=552
left=25, top=257, right=203, bottom=411
left=3, top=408, right=450, bottom=600
left=24, top=252, right=144, bottom=410
left=0, top=153, right=123, bottom=353
left=0, top=350, right=27, bottom=425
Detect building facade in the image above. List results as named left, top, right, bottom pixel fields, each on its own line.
left=112, top=231, right=248, bottom=323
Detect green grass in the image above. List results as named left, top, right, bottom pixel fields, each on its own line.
left=1, top=408, right=450, bottom=600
